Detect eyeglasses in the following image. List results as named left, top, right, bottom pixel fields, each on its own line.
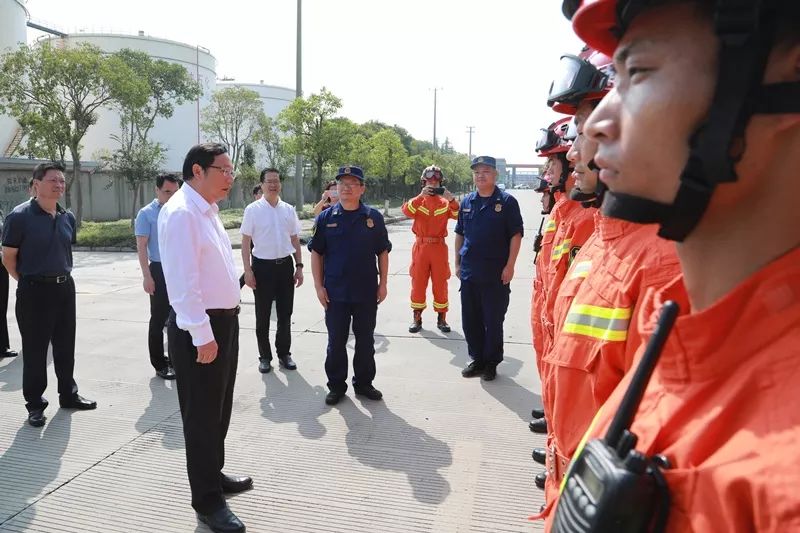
left=208, top=165, right=236, bottom=178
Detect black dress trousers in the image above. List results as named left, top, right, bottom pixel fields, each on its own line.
left=168, top=310, right=239, bottom=515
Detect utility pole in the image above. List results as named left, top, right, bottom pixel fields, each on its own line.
left=466, top=126, right=475, bottom=159
left=293, top=0, right=304, bottom=212
left=431, top=87, right=442, bottom=150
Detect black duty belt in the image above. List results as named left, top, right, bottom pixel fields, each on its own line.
left=253, top=256, right=292, bottom=265
left=206, top=306, right=240, bottom=317
left=23, top=274, right=71, bottom=284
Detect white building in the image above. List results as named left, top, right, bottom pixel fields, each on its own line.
left=0, top=0, right=28, bottom=157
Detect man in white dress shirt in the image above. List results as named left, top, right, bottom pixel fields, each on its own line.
left=158, top=143, right=250, bottom=533
left=241, top=168, right=303, bottom=374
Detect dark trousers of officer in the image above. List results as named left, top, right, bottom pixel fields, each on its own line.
left=168, top=309, right=239, bottom=515
left=324, top=300, right=377, bottom=392
left=0, top=262, right=10, bottom=350
left=252, top=256, right=294, bottom=362
left=147, top=262, right=171, bottom=371
left=460, top=279, right=510, bottom=365
left=15, top=276, right=78, bottom=411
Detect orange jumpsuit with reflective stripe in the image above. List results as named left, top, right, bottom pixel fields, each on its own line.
left=538, top=215, right=680, bottom=519
left=402, top=194, right=459, bottom=312
left=547, top=246, right=800, bottom=533
left=531, top=193, right=566, bottom=363
left=539, top=201, right=596, bottom=360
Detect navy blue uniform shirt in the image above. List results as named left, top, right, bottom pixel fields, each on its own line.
left=454, top=187, right=524, bottom=283
left=1, top=199, right=77, bottom=277
left=307, top=202, right=391, bottom=303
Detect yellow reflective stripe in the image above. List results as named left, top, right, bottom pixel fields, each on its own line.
left=551, top=239, right=572, bottom=261
left=560, top=407, right=605, bottom=495
left=568, top=260, right=592, bottom=279
left=433, top=206, right=449, bottom=216
left=418, top=206, right=431, bottom=215
left=562, top=323, right=628, bottom=342
left=570, top=304, right=631, bottom=320
left=406, top=203, right=417, bottom=214
left=450, top=210, right=459, bottom=217
left=544, top=218, right=557, bottom=233
left=562, top=303, right=631, bottom=341
left=432, top=301, right=448, bottom=309
left=410, top=301, right=427, bottom=309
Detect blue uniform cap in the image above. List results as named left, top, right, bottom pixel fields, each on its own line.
left=470, top=156, right=497, bottom=169
left=335, top=165, right=365, bottom=182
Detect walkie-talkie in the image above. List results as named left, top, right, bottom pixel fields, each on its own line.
left=552, top=300, right=679, bottom=533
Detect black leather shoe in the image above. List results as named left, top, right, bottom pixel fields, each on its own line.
left=482, top=365, right=497, bottom=381
left=531, top=408, right=545, bottom=419
left=28, top=401, right=48, bottom=427
left=278, top=355, right=297, bottom=370
left=197, top=505, right=246, bottom=533
left=59, top=394, right=97, bottom=410
left=532, top=447, right=547, bottom=465
left=155, top=367, right=176, bottom=380
left=258, top=359, right=272, bottom=374
left=461, top=361, right=485, bottom=378
left=1, top=349, right=18, bottom=358
left=535, top=470, right=548, bottom=490
left=221, top=474, right=253, bottom=494
left=325, top=390, right=345, bottom=405
left=354, top=385, right=383, bottom=401
left=529, top=417, right=548, bottom=434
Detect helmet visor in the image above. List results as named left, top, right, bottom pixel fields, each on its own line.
left=547, top=54, right=609, bottom=108
left=423, top=168, right=442, bottom=179
left=535, top=128, right=560, bottom=152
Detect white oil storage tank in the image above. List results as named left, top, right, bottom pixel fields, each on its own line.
left=0, top=0, right=28, bottom=157
left=39, top=32, right=217, bottom=171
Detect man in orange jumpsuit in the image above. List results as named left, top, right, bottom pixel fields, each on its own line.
left=533, top=45, right=682, bottom=514
left=544, top=2, right=800, bottom=531
left=402, top=165, right=459, bottom=333
left=530, top=117, right=596, bottom=441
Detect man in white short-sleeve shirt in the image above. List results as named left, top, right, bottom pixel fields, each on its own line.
left=241, top=167, right=303, bottom=374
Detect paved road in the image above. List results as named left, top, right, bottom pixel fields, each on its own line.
left=0, top=190, right=547, bottom=533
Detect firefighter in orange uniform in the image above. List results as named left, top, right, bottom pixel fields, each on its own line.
left=534, top=45, right=683, bottom=516
left=545, top=1, right=800, bottom=531
left=402, top=165, right=459, bottom=333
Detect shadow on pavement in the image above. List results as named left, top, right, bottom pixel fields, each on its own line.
left=259, top=371, right=327, bottom=440
left=337, top=399, right=452, bottom=505
left=0, top=410, right=72, bottom=526
left=134, top=376, right=182, bottom=450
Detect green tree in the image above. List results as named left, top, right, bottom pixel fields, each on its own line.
left=0, top=42, right=119, bottom=223
left=235, top=143, right=260, bottom=205
left=367, top=129, right=410, bottom=188
left=105, top=49, right=200, bottom=224
left=277, top=88, right=354, bottom=193
left=254, top=115, right=293, bottom=179
left=201, top=86, right=265, bottom=170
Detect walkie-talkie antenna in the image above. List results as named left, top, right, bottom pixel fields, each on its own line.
left=604, top=300, right=680, bottom=449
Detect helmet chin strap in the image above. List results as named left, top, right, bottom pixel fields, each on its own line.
left=600, top=0, right=798, bottom=242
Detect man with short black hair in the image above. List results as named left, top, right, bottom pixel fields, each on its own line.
left=135, top=173, right=182, bottom=379
left=241, top=167, right=303, bottom=374
left=159, top=143, right=250, bottom=533
left=1, top=162, right=97, bottom=427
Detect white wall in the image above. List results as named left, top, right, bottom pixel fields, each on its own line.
left=0, top=0, right=28, bottom=155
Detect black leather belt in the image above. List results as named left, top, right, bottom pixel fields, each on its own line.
left=206, top=306, right=240, bottom=317
left=23, top=274, right=71, bottom=284
left=253, top=256, right=292, bottom=265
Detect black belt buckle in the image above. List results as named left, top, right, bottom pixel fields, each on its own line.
left=55, top=275, right=67, bottom=284
left=274, top=257, right=287, bottom=264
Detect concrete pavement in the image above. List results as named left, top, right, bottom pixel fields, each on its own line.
left=0, top=190, right=547, bottom=533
